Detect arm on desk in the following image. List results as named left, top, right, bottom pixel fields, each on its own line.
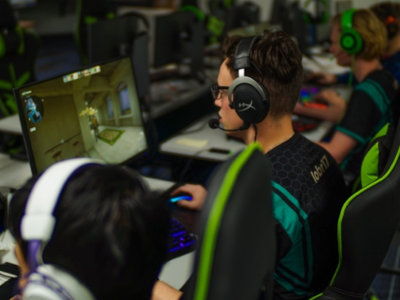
left=317, top=131, right=357, bottom=164
left=152, top=280, right=183, bottom=300
left=294, top=89, right=346, bottom=123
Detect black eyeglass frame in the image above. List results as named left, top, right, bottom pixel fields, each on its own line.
left=210, top=83, right=229, bottom=100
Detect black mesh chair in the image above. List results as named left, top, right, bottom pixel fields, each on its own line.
left=185, top=142, right=276, bottom=300
left=310, top=118, right=400, bottom=299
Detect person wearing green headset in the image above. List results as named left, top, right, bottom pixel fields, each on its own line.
left=303, top=2, right=400, bottom=86
left=296, top=9, right=399, bottom=186
left=152, top=30, right=346, bottom=300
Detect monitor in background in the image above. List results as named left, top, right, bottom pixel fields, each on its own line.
left=9, top=0, right=36, bottom=9
left=153, top=10, right=205, bottom=82
left=270, top=0, right=310, bottom=55
left=14, top=56, right=149, bottom=175
left=224, top=2, right=261, bottom=34
left=269, top=0, right=289, bottom=25
left=86, top=15, right=139, bottom=65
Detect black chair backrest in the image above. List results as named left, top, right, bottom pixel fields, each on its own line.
left=312, top=118, right=400, bottom=300
left=186, top=142, right=276, bottom=300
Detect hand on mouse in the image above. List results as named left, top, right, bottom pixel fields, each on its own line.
left=170, top=184, right=207, bottom=210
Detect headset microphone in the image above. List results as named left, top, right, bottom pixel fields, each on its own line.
left=208, top=118, right=250, bottom=131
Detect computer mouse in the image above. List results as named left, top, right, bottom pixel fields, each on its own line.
left=169, top=194, right=193, bottom=203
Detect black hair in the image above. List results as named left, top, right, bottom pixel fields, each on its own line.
left=8, top=164, right=170, bottom=299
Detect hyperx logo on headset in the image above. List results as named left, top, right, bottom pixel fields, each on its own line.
left=237, top=100, right=256, bottom=112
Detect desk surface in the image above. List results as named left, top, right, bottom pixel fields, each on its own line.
left=302, top=53, right=350, bottom=75
left=160, top=113, right=335, bottom=161
left=0, top=115, right=22, bottom=135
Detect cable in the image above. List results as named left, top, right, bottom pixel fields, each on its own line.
left=178, top=148, right=211, bottom=183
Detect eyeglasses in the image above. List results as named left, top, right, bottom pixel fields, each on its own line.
left=210, top=83, right=229, bottom=100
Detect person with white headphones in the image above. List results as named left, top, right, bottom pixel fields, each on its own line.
left=8, top=158, right=170, bottom=300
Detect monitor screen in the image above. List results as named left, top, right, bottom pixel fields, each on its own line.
left=14, top=56, right=149, bottom=175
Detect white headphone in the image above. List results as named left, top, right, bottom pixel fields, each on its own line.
left=20, top=157, right=102, bottom=300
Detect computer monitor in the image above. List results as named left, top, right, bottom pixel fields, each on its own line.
left=224, top=2, right=261, bottom=33
left=270, top=0, right=310, bottom=55
left=86, top=15, right=139, bottom=65
left=14, top=56, right=149, bottom=175
left=269, top=0, right=288, bottom=25
left=9, top=0, right=36, bottom=9
left=153, top=10, right=204, bottom=81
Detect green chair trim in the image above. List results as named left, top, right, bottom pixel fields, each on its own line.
left=360, top=123, right=390, bottom=187
left=330, top=141, right=400, bottom=286
left=193, top=142, right=262, bottom=300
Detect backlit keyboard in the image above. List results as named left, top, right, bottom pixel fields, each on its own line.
left=167, top=218, right=197, bottom=260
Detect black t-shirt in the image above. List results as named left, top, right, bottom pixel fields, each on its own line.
left=337, top=70, right=399, bottom=175
left=266, top=133, right=347, bottom=299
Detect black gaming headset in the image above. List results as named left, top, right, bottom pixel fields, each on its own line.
left=227, top=35, right=270, bottom=124
left=339, top=8, right=363, bottom=55
left=20, top=158, right=103, bottom=300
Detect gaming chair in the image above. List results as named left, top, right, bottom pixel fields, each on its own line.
left=185, top=142, right=276, bottom=300
left=309, top=117, right=400, bottom=299
left=20, top=158, right=103, bottom=300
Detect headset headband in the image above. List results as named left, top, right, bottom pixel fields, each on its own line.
left=233, top=36, right=260, bottom=72
left=21, top=158, right=103, bottom=242
left=341, top=8, right=355, bottom=30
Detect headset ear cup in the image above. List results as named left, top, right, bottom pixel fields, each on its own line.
left=24, top=265, right=95, bottom=300
left=340, top=27, right=363, bottom=54
left=228, top=76, right=269, bottom=124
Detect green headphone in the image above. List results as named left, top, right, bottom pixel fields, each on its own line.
left=340, top=8, right=363, bottom=54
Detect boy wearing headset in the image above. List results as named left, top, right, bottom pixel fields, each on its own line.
left=295, top=9, right=399, bottom=183
left=154, top=30, right=347, bottom=300
left=8, top=159, right=170, bottom=300
left=304, top=3, right=400, bottom=86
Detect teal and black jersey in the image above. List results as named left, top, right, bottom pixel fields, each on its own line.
left=337, top=69, right=399, bottom=176
left=266, top=133, right=347, bottom=299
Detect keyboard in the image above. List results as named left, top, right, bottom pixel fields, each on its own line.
left=167, top=217, right=197, bottom=260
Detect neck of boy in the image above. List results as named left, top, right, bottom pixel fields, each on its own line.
left=245, top=114, right=294, bottom=154
left=354, top=58, right=382, bottom=82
